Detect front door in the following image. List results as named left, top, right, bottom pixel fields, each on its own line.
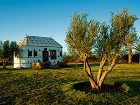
left=42, top=50, right=48, bottom=62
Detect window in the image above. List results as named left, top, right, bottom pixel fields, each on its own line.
left=50, top=50, right=56, bottom=59
left=60, top=51, right=62, bottom=57
left=34, top=50, right=37, bottom=57
left=28, top=50, right=32, bottom=57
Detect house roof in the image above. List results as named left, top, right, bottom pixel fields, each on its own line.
left=17, top=35, right=62, bottom=48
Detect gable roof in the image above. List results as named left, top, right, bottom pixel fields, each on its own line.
left=17, top=35, right=62, bottom=48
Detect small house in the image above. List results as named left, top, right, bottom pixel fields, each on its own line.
left=14, top=35, right=63, bottom=68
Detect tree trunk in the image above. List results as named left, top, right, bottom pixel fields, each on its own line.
left=98, top=56, right=117, bottom=88
left=128, top=44, right=132, bottom=64
left=89, top=78, right=99, bottom=90
left=98, top=71, right=108, bottom=88
left=97, top=56, right=107, bottom=84
left=83, top=57, right=98, bottom=90
left=3, top=59, right=7, bottom=69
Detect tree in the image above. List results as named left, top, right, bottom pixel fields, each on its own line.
left=135, top=43, right=140, bottom=64
left=125, top=28, right=137, bottom=64
left=96, top=9, right=137, bottom=88
left=65, top=9, right=137, bottom=91
left=66, top=13, right=100, bottom=90
left=0, top=41, right=10, bottom=69
left=10, top=41, right=19, bottom=57
left=0, top=41, right=19, bottom=69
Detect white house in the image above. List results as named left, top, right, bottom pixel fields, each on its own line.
left=14, top=35, right=63, bottom=68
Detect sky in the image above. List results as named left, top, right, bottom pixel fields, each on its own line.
left=0, top=0, right=140, bottom=52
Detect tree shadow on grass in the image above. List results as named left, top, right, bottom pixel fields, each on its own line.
left=72, top=82, right=124, bottom=94
left=72, top=80, right=140, bottom=95
left=115, top=80, right=140, bottom=96
left=0, top=96, right=14, bottom=105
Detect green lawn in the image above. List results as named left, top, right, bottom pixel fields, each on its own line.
left=0, top=63, right=140, bottom=105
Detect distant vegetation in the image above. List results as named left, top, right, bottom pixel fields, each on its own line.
left=0, top=41, right=19, bottom=69
left=63, top=52, right=140, bottom=64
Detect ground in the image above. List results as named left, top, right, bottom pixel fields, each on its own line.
left=0, top=63, right=140, bottom=105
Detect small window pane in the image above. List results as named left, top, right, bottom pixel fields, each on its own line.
left=60, top=51, right=62, bottom=57
left=50, top=50, right=56, bottom=59
left=34, top=51, right=37, bottom=57
left=28, top=51, right=32, bottom=57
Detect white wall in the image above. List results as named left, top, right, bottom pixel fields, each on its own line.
left=14, top=45, right=62, bottom=68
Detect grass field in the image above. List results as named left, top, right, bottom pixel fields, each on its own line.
left=0, top=63, right=140, bottom=105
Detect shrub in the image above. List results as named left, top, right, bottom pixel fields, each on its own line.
left=40, top=62, right=51, bottom=69
left=57, top=61, right=67, bottom=68
left=121, top=83, right=130, bottom=93
left=31, top=62, right=41, bottom=70
left=0, top=61, right=3, bottom=66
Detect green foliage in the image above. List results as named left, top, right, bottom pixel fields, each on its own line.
left=109, top=9, right=137, bottom=63
left=95, top=23, right=111, bottom=58
left=0, top=40, right=10, bottom=59
left=135, top=43, right=140, bottom=54
left=96, top=9, right=137, bottom=60
left=110, top=9, right=137, bottom=43
left=65, top=13, right=99, bottom=57
left=66, top=9, right=137, bottom=62
left=0, top=41, right=19, bottom=59
left=125, top=28, right=137, bottom=45
left=0, top=41, right=19, bottom=69
left=10, top=41, right=19, bottom=57
left=63, top=52, right=83, bottom=63
left=0, top=41, right=11, bottom=69
left=135, top=43, right=140, bottom=63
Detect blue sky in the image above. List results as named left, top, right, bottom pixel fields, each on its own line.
left=0, top=0, right=140, bottom=51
